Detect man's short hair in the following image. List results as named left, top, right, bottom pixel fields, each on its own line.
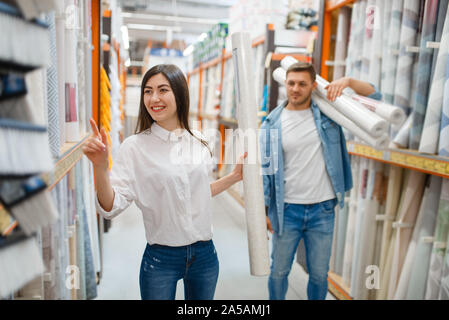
left=286, top=62, right=316, bottom=82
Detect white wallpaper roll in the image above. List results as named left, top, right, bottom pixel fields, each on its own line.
left=280, top=56, right=388, bottom=137
left=273, top=67, right=389, bottom=149
left=349, top=94, right=406, bottom=126
left=231, top=32, right=270, bottom=276
left=315, top=76, right=388, bottom=138
left=312, top=93, right=389, bottom=149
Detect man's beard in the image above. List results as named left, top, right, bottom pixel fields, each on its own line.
left=289, top=91, right=313, bottom=107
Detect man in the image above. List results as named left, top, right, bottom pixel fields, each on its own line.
left=259, top=62, right=382, bottom=300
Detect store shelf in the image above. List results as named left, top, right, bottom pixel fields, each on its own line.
left=347, top=141, right=449, bottom=179
left=0, top=134, right=90, bottom=235
left=326, top=0, right=356, bottom=11
left=328, top=272, right=353, bottom=300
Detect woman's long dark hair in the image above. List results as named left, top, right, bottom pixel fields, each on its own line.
left=135, top=64, right=211, bottom=154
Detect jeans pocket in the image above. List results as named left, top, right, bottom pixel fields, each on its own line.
left=320, top=199, right=336, bottom=214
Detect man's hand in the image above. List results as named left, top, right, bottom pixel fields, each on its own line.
left=266, top=216, right=273, bottom=234
left=324, top=77, right=351, bottom=102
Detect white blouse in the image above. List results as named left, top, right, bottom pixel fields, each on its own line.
left=95, top=122, right=215, bottom=247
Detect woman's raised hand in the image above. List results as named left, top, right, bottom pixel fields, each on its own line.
left=82, top=118, right=109, bottom=170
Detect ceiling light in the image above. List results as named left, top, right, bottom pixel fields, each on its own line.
left=127, top=24, right=182, bottom=32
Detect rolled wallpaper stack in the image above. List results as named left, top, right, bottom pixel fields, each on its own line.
left=272, top=55, right=407, bottom=149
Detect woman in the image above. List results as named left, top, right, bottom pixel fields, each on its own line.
left=82, top=64, right=246, bottom=300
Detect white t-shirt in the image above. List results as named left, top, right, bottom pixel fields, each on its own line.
left=95, top=122, right=214, bottom=247
left=281, top=107, right=336, bottom=204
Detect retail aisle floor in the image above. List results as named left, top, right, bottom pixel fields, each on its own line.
left=95, top=190, right=336, bottom=300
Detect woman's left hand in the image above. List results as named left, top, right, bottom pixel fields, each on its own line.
left=232, top=152, right=248, bottom=182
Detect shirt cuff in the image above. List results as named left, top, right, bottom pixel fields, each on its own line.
left=95, top=190, right=119, bottom=219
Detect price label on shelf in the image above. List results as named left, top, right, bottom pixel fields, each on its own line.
left=391, top=152, right=406, bottom=164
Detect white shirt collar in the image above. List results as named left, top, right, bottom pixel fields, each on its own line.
left=151, top=122, right=188, bottom=142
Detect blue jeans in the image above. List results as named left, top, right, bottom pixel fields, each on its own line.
left=139, top=240, right=219, bottom=300
left=268, top=199, right=337, bottom=300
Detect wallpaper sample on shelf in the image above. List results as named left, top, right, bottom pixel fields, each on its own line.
left=410, top=0, right=439, bottom=150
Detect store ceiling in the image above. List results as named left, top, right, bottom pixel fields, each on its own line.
left=119, top=0, right=237, bottom=59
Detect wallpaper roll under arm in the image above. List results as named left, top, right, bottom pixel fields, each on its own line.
left=349, top=94, right=406, bottom=126
left=273, top=67, right=389, bottom=148
left=231, top=32, right=270, bottom=276
left=312, top=93, right=389, bottom=149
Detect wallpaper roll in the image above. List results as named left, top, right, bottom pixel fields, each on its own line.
left=44, top=12, right=60, bottom=159
left=439, top=231, right=449, bottom=299
left=387, top=171, right=426, bottom=299
left=64, top=2, right=80, bottom=142
left=345, top=1, right=359, bottom=78
left=315, top=76, right=389, bottom=138
left=350, top=157, right=370, bottom=297
left=360, top=0, right=374, bottom=82
left=333, top=6, right=351, bottom=80
left=349, top=94, right=406, bottom=126
left=355, top=0, right=367, bottom=80
left=281, top=59, right=389, bottom=139
left=377, top=167, right=406, bottom=300
left=430, top=0, right=449, bottom=81
left=438, top=42, right=449, bottom=156
left=335, top=192, right=350, bottom=275
left=392, top=113, right=413, bottom=148
left=231, top=32, right=270, bottom=276
left=380, top=0, right=393, bottom=92
left=0, top=236, right=45, bottom=299
left=410, top=0, right=439, bottom=150
left=82, top=157, right=101, bottom=276
left=352, top=160, right=383, bottom=300
left=312, top=93, right=389, bottom=149
left=371, top=166, right=389, bottom=297
left=342, top=157, right=361, bottom=287
left=394, top=175, right=442, bottom=299
left=273, top=67, right=389, bottom=148
left=382, top=0, right=404, bottom=104
left=368, top=0, right=384, bottom=88
left=419, top=8, right=449, bottom=154
left=425, top=179, right=449, bottom=299
left=393, top=0, right=421, bottom=117
left=406, top=175, right=442, bottom=299
left=55, top=7, right=66, bottom=146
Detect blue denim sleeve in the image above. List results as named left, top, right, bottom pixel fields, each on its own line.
left=259, top=121, right=271, bottom=207
left=368, top=83, right=383, bottom=101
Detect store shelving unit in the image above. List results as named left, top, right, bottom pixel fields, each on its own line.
left=0, top=134, right=90, bottom=236
left=318, top=0, right=449, bottom=300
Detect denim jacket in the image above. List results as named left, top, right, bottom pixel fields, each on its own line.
left=259, top=90, right=382, bottom=235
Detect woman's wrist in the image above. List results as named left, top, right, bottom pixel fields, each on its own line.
left=229, top=171, right=242, bottom=184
